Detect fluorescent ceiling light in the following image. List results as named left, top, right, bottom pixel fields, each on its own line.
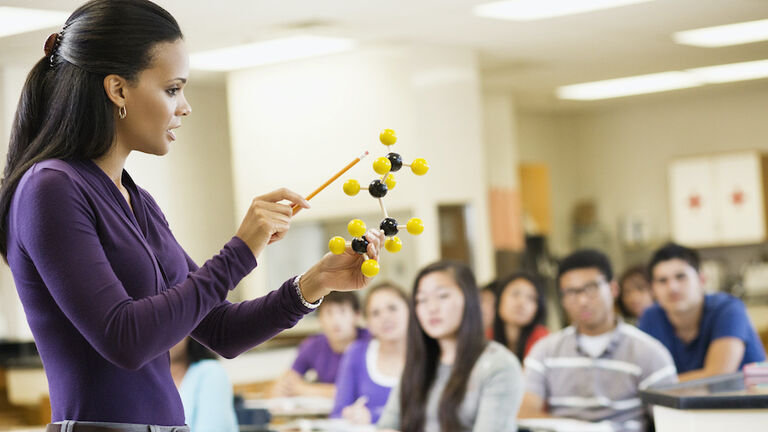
left=0, top=7, right=69, bottom=38
left=557, top=59, right=768, bottom=100
left=190, top=36, right=356, bottom=71
left=687, top=59, right=768, bottom=83
left=473, top=0, right=654, bottom=21
left=673, top=19, right=768, bottom=48
left=557, top=71, right=701, bottom=100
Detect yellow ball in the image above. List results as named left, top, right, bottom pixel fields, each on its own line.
left=411, top=158, right=429, bottom=176
left=373, top=157, right=392, bottom=175
left=379, top=129, right=397, bottom=146
left=407, top=218, right=424, bottom=235
left=343, top=179, right=360, bottom=196
left=328, top=236, right=346, bottom=255
left=361, top=259, right=380, bottom=277
left=384, top=173, right=396, bottom=190
left=385, top=236, right=402, bottom=253
left=347, top=219, right=367, bottom=237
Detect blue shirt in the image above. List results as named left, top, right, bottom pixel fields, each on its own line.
left=638, top=293, right=766, bottom=373
left=179, top=360, right=238, bottom=432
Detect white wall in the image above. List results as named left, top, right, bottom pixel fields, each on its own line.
left=0, top=66, right=33, bottom=340
left=517, top=81, right=768, bottom=268
left=227, top=43, right=494, bottom=297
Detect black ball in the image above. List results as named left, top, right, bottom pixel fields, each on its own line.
left=387, top=152, right=403, bottom=172
left=368, top=179, right=388, bottom=198
left=380, top=217, right=399, bottom=236
left=351, top=237, right=369, bottom=254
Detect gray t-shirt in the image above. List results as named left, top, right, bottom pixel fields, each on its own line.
left=524, top=322, right=677, bottom=432
left=377, top=341, right=523, bottom=432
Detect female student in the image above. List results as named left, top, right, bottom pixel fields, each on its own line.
left=493, top=272, right=548, bottom=360
left=331, top=282, right=409, bottom=424
left=170, top=337, right=238, bottom=432
left=378, top=261, right=524, bottom=432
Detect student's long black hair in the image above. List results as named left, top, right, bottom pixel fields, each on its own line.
left=399, top=261, right=487, bottom=432
left=492, top=271, right=547, bottom=359
left=0, top=0, right=183, bottom=260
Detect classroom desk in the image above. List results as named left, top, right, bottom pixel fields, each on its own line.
left=640, top=372, right=768, bottom=432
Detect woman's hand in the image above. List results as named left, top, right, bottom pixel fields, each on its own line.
left=299, top=229, right=385, bottom=302
left=235, top=188, right=309, bottom=259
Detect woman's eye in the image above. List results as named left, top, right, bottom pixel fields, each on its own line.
left=167, top=87, right=180, bottom=96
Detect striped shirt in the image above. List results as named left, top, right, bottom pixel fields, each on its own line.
left=524, top=321, right=677, bottom=432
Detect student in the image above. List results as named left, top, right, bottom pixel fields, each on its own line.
left=480, top=281, right=498, bottom=339
left=378, top=261, right=524, bottom=432
left=0, top=0, right=385, bottom=428
left=639, top=243, right=766, bottom=381
left=273, top=291, right=369, bottom=398
left=617, top=265, right=654, bottom=322
left=493, top=272, right=549, bottom=360
left=331, top=282, right=409, bottom=424
left=519, top=250, right=677, bottom=432
left=170, top=337, right=237, bottom=432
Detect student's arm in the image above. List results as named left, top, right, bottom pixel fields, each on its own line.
left=471, top=354, right=525, bottom=431
left=376, top=381, right=401, bottom=430
left=271, top=369, right=336, bottom=398
left=518, top=344, right=551, bottom=419
left=678, top=298, right=756, bottom=382
left=678, top=337, right=745, bottom=382
left=517, top=392, right=551, bottom=418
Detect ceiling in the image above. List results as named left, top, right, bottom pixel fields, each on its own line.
left=1, top=0, right=767, bottom=109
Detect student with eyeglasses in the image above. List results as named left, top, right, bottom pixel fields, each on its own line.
left=518, top=249, right=677, bottom=432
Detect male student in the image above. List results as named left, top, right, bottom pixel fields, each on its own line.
left=639, top=242, right=766, bottom=381
left=520, top=249, right=676, bottom=432
left=273, top=291, right=369, bottom=397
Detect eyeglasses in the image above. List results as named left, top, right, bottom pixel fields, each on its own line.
left=561, top=280, right=605, bottom=303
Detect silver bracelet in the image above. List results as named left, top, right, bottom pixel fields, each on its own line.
left=294, top=273, right=323, bottom=309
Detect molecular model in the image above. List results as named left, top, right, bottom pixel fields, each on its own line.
left=327, top=129, right=430, bottom=277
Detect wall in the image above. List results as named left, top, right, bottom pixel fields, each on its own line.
left=517, top=80, right=768, bottom=270
left=227, top=43, right=494, bottom=297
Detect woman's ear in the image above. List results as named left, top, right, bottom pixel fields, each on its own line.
left=103, top=74, right=128, bottom=108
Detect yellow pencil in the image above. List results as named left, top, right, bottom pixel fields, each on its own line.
left=292, top=150, right=370, bottom=215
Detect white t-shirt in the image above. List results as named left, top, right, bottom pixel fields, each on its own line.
left=578, top=332, right=613, bottom=358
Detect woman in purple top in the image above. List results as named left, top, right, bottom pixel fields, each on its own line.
left=0, top=0, right=383, bottom=430
left=331, top=282, right=409, bottom=424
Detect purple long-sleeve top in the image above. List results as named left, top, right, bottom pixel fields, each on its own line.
left=330, top=339, right=397, bottom=423
left=6, top=159, right=313, bottom=426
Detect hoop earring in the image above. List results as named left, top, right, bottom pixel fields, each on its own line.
left=119, top=106, right=127, bottom=119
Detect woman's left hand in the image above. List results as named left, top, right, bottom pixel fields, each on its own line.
left=298, top=229, right=384, bottom=302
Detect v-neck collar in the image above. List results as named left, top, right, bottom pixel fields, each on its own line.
left=82, top=159, right=147, bottom=236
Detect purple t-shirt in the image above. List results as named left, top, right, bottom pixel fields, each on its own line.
left=292, top=328, right=369, bottom=384
left=6, top=159, right=314, bottom=425
left=330, top=339, right=397, bottom=423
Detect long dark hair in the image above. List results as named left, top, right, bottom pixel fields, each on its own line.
left=617, top=265, right=651, bottom=318
left=0, top=0, right=183, bottom=260
left=186, top=338, right=218, bottom=365
left=399, top=261, right=487, bottom=432
left=492, top=272, right=547, bottom=359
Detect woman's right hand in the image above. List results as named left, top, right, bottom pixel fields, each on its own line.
left=235, top=188, right=309, bottom=259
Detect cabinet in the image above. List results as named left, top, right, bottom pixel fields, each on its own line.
left=669, top=151, right=768, bottom=247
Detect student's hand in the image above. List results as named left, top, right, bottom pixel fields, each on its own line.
left=271, top=370, right=303, bottom=397
left=298, top=229, right=385, bottom=302
left=236, top=188, right=310, bottom=259
left=341, top=396, right=372, bottom=425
